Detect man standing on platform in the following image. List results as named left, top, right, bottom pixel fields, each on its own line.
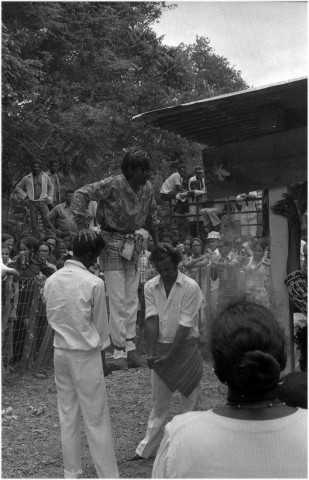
left=71, top=149, right=159, bottom=369
left=130, top=244, right=203, bottom=460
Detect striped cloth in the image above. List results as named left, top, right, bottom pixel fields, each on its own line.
left=153, top=337, right=203, bottom=397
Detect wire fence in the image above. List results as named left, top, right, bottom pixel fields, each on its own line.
left=2, top=275, right=54, bottom=380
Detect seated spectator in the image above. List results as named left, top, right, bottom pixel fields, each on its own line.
left=160, top=164, right=190, bottom=201
left=54, top=240, right=72, bottom=270
left=152, top=302, right=307, bottom=478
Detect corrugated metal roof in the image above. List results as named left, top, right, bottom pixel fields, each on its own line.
left=132, top=77, right=307, bottom=147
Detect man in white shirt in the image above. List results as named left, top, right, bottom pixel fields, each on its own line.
left=14, top=161, right=55, bottom=239
left=160, top=164, right=191, bottom=201
left=130, top=244, right=203, bottom=460
left=188, top=166, right=208, bottom=243
left=235, top=190, right=262, bottom=238
left=44, top=233, right=118, bottom=478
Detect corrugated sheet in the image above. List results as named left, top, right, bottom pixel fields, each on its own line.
left=132, top=77, right=307, bottom=147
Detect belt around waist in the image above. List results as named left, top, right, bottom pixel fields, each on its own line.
left=101, top=226, right=135, bottom=235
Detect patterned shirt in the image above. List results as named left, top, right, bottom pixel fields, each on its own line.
left=285, top=270, right=307, bottom=315
left=71, top=174, right=158, bottom=233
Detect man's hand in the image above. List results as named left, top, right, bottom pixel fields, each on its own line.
left=1, top=265, right=20, bottom=279
left=147, top=356, right=160, bottom=369
left=77, top=228, right=97, bottom=241
left=271, top=193, right=301, bottom=229
left=153, top=354, right=170, bottom=369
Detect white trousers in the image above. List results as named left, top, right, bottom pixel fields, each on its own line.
left=54, top=348, right=119, bottom=478
left=104, top=268, right=140, bottom=359
left=240, top=216, right=257, bottom=237
left=136, top=371, right=201, bottom=458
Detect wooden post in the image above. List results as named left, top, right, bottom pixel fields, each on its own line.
left=196, top=196, right=200, bottom=238
left=269, top=186, right=293, bottom=372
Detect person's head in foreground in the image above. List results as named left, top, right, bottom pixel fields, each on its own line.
left=152, top=301, right=307, bottom=479
left=72, top=233, right=105, bottom=269
left=211, top=301, right=287, bottom=403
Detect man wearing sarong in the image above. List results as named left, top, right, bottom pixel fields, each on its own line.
left=71, top=149, right=159, bottom=369
left=130, top=244, right=203, bottom=460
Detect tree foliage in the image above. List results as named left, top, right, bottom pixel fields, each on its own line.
left=2, top=1, right=248, bottom=215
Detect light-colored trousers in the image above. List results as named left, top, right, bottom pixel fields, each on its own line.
left=104, top=268, right=140, bottom=359
left=54, top=348, right=119, bottom=478
left=240, top=216, right=257, bottom=237
left=136, top=371, right=201, bottom=458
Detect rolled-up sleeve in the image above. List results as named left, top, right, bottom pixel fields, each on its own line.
left=71, top=181, right=106, bottom=226
left=179, top=282, right=203, bottom=328
left=144, top=281, right=158, bottom=319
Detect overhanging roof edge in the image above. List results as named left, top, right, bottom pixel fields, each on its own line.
left=132, top=76, right=307, bottom=122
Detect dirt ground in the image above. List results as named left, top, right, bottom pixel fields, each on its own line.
left=2, top=360, right=224, bottom=478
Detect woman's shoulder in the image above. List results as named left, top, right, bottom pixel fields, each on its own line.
left=166, top=411, right=214, bottom=433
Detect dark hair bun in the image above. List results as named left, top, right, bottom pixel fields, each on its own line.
left=234, top=350, right=281, bottom=395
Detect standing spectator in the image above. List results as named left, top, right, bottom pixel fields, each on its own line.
left=187, top=178, right=207, bottom=247
left=211, top=238, right=241, bottom=312
left=9, top=237, right=55, bottom=365
left=71, top=149, right=159, bottom=369
left=244, top=240, right=271, bottom=307
left=44, top=235, right=58, bottom=265
left=45, top=160, right=62, bottom=207
left=14, top=161, right=55, bottom=239
left=47, top=190, right=78, bottom=237
left=44, top=234, right=119, bottom=478
left=2, top=233, right=16, bottom=263
left=235, top=191, right=262, bottom=238
left=131, top=244, right=203, bottom=461
left=183, top=238, right=210, bottom=341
